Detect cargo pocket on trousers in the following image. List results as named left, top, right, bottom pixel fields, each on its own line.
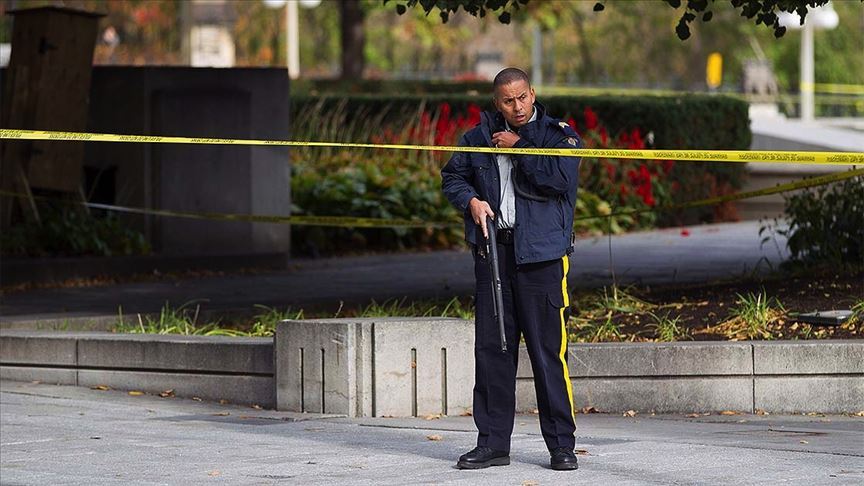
left=547, top=291, right=565, bottom=310
left=547, top=291, right=575, bottom=320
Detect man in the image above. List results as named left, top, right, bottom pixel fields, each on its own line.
left=441, top=68, right=581, bottom=471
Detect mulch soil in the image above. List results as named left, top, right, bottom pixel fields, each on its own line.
left=569, top=268, right=863, bottom=342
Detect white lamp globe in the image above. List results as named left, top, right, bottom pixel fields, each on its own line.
left=813, top=5, right=839, bottom=29
left=778, top=2, right=839, bottom=31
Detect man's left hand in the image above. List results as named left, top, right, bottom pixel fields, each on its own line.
left=492, top=131, right=520, bottom=149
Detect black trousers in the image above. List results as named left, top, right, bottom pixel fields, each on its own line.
left=472, top=240, right=576, bottom=453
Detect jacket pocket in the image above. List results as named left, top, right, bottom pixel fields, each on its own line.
left=470, top=157, right=492, bottom=169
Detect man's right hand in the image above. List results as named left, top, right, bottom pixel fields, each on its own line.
left=469, top=197, right=495, bottom=239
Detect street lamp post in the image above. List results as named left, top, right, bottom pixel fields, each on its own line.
left=263, top=0, right=321, bottom=79
left=778, top=2, right=839, bottom=122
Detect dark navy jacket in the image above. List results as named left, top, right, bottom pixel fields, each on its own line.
left=441, top=102, right=581, bottom=265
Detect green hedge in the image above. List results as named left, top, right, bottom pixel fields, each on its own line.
left=291, top=93, right=750, bottom=150
left=292, top=79, right=492, bottom=96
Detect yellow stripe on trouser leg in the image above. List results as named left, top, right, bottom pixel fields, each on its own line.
left=559, top=256, right=576, bottom=425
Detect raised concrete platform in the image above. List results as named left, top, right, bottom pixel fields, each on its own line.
left=275, top=318, right=473, bottom=417
left=742, top=115, right=863, bottom=220
left=0, top=331, right=274, bottom=407
left=3, top=327, right=862, bottom=415
left=273, top=320, right=862, bottom=415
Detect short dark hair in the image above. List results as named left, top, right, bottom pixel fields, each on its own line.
left=493, top=68, right=530, bottom=91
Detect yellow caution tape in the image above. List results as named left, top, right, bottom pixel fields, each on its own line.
left=802, top=82, right=864, bottom=95
left=3, top=169, right=861, bottom=230
left=1, top=129, right=862, bottom=165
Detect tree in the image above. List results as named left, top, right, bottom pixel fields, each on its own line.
left=388, top=0, right=858, bottom=40
left=341, top=0, right=366, bottom=79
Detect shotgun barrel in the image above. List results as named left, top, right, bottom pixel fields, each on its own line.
left=485, top=215, right=507, bottom=352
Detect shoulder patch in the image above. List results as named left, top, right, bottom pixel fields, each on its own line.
left=554, top=120, right=577, bottom=136
left=566, top=137, right=578, bottom=146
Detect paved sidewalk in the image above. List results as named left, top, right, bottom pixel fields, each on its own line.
left=1, top=380, right=861, bottom=485
left=1, top=221, right=788, bottom=324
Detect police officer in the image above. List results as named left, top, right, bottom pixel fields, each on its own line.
left=441, top=68, right=581, bottom=471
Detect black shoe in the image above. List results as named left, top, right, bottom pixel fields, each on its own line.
left=550, top=447, right=579, bottom=470
left=456, top=446, right=510, bottom=469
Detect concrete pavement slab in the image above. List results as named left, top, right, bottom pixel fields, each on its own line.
left=1, top=221, right=789, bottom=327
left=2, top=380, right=861, bottom=485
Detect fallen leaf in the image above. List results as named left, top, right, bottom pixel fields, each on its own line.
left=854, top=411, right=864, bottom=417
left=800, top=440, right=808, bottom=444
left=531, top=408, right=540, bottom=415
left=755, top=409, right=768, bottom=415
left=581, top=406, right=599, bottom=414
left=686, top=413, right=700, bottom=418
left=128, top=391, right=144, bottom=396
left=426, top=434, right=443, bottom=441
left=211, top=412, right=230, bottom=416
left=680, top=229, right=690, bottom=237
left=720, top=410, right=740, bottom=415
left=460, top=409, right=473, bottom=417
left=575, top=449, right=589, bottom=455
left=623, top=410, right=637, bottom=417
left=424, top=414, right=442, bottom=420
left=192, top=397, right=202, bottom=402
left=159, top=389, right=175, bottom=398
left=91, top=385, right=110, bottom=391
left=251, top=404, right=262, bottom=410
left=208, top=470, right=221, bottom=477
left=219, top=399, right=228, bottom=405
left=522, top=481, right=539, bottom=486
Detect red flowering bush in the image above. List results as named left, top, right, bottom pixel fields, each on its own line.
left=568, top=107, right=675, bottom=232
left=291, top=100, right=740, bottom=255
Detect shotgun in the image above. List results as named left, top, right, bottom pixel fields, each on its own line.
left=485, top=215, right=507, bottom=352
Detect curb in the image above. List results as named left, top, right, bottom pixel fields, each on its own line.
left=2, top=325, right=862, bottom=415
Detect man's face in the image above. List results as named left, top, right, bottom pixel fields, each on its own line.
left=493, top=80, right=536, bottom=129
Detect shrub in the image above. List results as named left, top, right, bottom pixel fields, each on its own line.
left=289, top=93, right=751, bottom=255
left=1, top=202, right=150, bottom=257
left=774, top=174, right=864, bottom=267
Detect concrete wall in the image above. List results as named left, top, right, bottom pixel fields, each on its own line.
left=0, top=331, right=275, bottom=408
left=84, top=67, right=291, bottom=255
left=273, top=319, right=863, bottom=416
left=275, top=318, right=473, bottom=418
left=3, top=326, right=862, bottom=415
